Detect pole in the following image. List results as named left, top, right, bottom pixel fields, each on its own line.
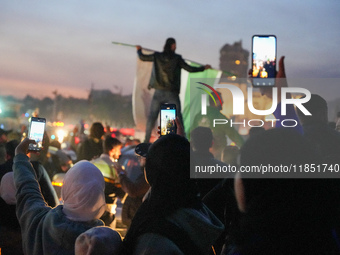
left=111, top=41, right=237, bottom=77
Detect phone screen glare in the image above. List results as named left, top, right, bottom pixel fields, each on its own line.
left=29, top=121, right=45, bottom=149
left=160, top=109, right=176, bottom=136
left=252, top=36, right=276, bottom=81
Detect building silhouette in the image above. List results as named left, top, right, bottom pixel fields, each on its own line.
left=219, top=40, right=249, bottom=79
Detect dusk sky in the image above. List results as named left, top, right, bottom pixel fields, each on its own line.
left=1, top=0, right=340, bottom=101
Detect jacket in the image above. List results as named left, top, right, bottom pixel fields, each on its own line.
left=13, top=154, right=103, bottom=255
left=132, top=204, right=224, bottom=255
left=138, top=49, right=205, bottom=94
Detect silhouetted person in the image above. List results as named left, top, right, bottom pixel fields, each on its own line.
left=192, top=90, right=244, bottom=160
left=137, top=38, right=211, bottom=142
left=190, top=126, right=226, bottom=198
left=296, top=94, right=340, bottom=163
left=224, top=128, right=340, bottom=254
left=116, top=143, right=150, bottom=229
left=122, top=134, right=224, bottom=254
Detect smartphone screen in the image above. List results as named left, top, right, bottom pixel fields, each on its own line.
left=160, top=104, right=177, bottom=136
left=28, top=117, right=46, bottom=151
left=252, top=35, right=277, bottom=86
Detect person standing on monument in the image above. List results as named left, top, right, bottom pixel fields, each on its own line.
left=136, top=38, right=211, bottom=142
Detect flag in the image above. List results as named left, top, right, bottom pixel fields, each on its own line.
left=180, top=63, right=222, bottom=137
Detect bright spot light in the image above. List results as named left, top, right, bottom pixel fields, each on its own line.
left=0, top=108, right=2, bottom=114
left=25, top=113, right=29, bottom=118
left=110, top=203, right=117, bottom=215
left=235, top=60, right=240, bottom=65
left=51, top=135, right=56, bottom=140
left=239, top=126, right=249, bottom=136
left=57, top=130, right=65, bottom=143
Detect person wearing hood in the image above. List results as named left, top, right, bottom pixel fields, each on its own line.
left=13, top=138, right=106, bottom=255
left=122, top=134, right=224, bottom=254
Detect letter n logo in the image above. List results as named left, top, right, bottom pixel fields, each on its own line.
left=197, top=82, right=222, bottom=115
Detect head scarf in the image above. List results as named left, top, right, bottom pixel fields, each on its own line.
left=75, top=226, right=122, bottom=255
left=61, top=160, right=106, bottom=221
left=0, top=172, right=16, bottom=205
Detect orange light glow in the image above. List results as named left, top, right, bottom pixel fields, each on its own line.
left=52, top=181, right=63, bottom=187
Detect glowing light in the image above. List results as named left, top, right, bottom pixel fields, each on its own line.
left=235, top=60, right=240, bottom=65
left=52, top=181, right=63, bottom=187
left=53, top=121, right=64, bottom=127
left=57, top=129, right=65, bottom=143
left=51, top=135, right=56, bottom=140
left=110, top=203, right=117, bottom=215
left=239, top=126, right=249, bottom=136
left=25, top=113, right=29, bottom=117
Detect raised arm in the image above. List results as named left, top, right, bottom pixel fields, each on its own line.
left=179, top=57, right=210, bottom=73
left=13, top=138, right=51, bottom=246
left=136, top=45, right=155, bottom=62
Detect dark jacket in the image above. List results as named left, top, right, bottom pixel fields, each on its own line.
left=77, top=138, right=103, bottom=161
left=138, top=50, right=205, bottom=94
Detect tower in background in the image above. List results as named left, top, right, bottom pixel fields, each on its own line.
left=219, top=40, right=249, bottom=79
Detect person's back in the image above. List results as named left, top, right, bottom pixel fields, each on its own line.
left=137, top=38, right=211, bottom=142
left=148, top=51, right=189, bottom=93
left=122, top=134, right=224, bottom=254
left=225, top=128, right=340, bottom=255
left=190, top=126, right=226, bottom=198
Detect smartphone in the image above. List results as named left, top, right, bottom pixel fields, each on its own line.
left=28, top=117, right=46, bottom=151
left=160, top=103, right=177, bottom=136
left=252, top=35, right=277, bottom=86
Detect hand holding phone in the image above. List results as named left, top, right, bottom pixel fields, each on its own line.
left=160, top=104, right=177, bottom=136
left=28, top=117, right=46, bottom=151
left=252, top=35, right=277, bottom=86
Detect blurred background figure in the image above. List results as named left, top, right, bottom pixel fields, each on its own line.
left=190, top=126, right=225, bottom=198
left=92, top=136, right=125, bottom=226
left=77, top=122, right=105, bottom=161
left=118, top=143, right=150, bottom=230
left=192, top=91, right=244, bottom=160
left=221, top=145, right=239, bottom=166
left=0, top=128, right=12, bottom=145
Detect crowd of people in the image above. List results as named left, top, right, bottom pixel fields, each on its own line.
left=1, top=38, right=340, bottom=255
